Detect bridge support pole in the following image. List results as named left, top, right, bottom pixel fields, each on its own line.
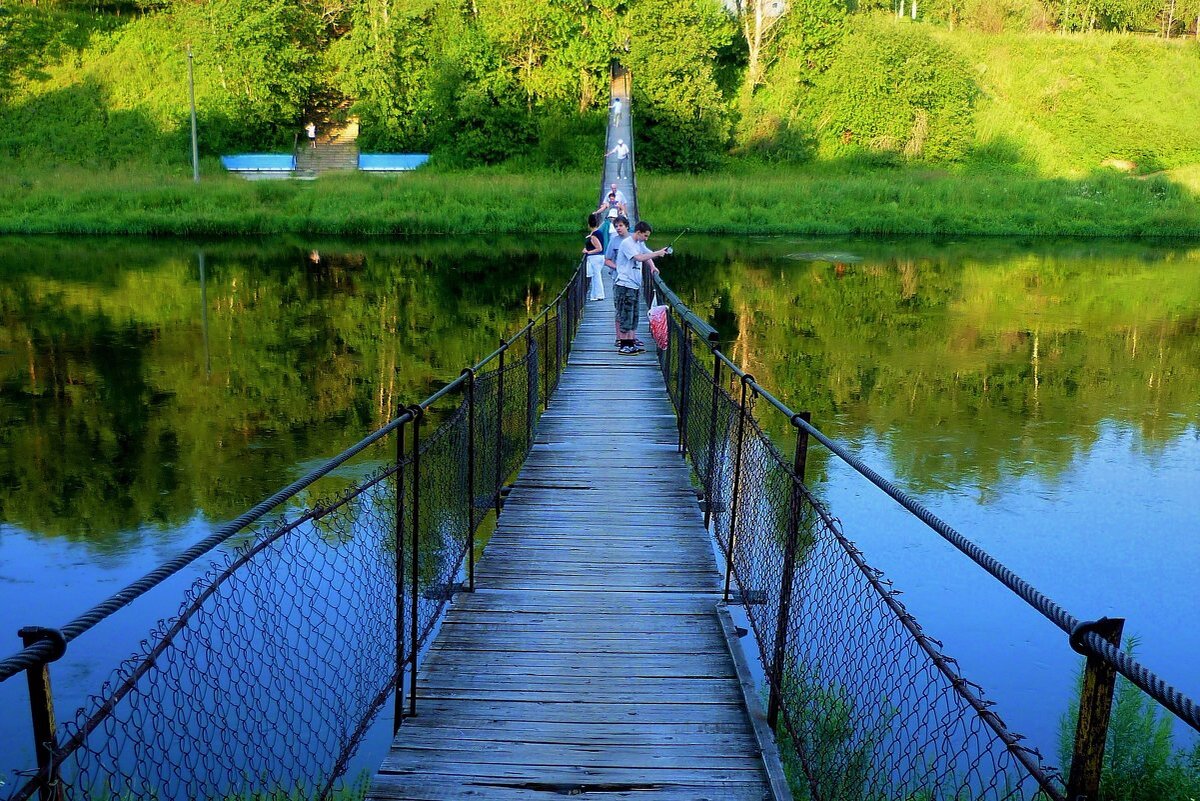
left=463, top=369, right=476, bottom=593
left=723, top=375, right=753, bottom=602
left=703, top=352, right=722, bottom=531
left=523, top=327, right=534, bottom=450
left=1067, top=617, right=1125, bottom=801
left=678, top=326, right=692, bottom=455
left=768, top=412, right=811, bottom=729
left=408, top=404, right=423, bottom=718
left=542, top=316, right=550, bottom=411
left=18, top=627, right=63, bottom=801
left=393, top=414, right=409, bottom=733
left=497, top=339, right=507, bottom=519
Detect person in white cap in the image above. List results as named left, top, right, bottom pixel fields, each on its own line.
left=605, top=138, right=630, bottom=179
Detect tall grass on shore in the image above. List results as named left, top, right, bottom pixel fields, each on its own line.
left=1057, top=643, right=1200, bottom=801
left=2, top=160, right=1198, bottom=237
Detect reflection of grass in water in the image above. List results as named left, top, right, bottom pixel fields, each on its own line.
left=773, top=666, right=896, bottom=801
left=1057, top=642, right=1200, bottom=801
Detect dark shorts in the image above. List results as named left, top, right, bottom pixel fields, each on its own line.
left=614, top=284, right=639, bottom=333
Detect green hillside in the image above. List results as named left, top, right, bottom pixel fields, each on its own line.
left=940, top=29, right=1200, bottom=178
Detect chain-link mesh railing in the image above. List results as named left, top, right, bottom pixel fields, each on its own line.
left=1, top=260, right=587, bottom=801
left=647, top=271, right=1200, bottom=801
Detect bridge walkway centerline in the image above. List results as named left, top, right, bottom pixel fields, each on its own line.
left=366, top=66, right=778, bottom=801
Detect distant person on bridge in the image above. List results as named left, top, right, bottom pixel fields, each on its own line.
left=611, top=97, right=622, bottom=125
left=609, top=183, right=628, bottom=209
left=596, top=190, right=626, bottom=221
left=584, top=212, right=606, bottom=302
left=606, top=139, right=630, bottom=179
left=614, top=220, right=670, bottom=355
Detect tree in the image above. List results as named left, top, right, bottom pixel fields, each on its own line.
left=625, top=0, right=735, bottom=170
left=734, top=0, right=788, bottom=94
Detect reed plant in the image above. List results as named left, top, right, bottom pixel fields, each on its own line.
left=1058, top=642, right=1200, bottom=801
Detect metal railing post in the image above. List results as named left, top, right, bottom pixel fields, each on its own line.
left=724, top=375, right=753, bottom=602
left=18, top=627, right=63, bottom=801
left=768, top=411, right=811, bottom=728
left=1067, top=617, right=1126, bottom=801
left=703, top=352, right=723, bottom=530
left=496, top=340, right=506, bottom=519
left=678, top=326, right=692, bottom=455
left=463, top=369, right=476, bottom=593
left=408, top=404, right=423, bottom=718
left=392, top=414, right=408, bottom=733
left=525, top=327, right=534, bottom=449
left=554, top=308, right=562, bottom=394
left=541, top=316, right=550, bottom=411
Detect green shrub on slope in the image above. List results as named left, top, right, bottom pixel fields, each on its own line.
left=811, top=17, right=979, bottom=162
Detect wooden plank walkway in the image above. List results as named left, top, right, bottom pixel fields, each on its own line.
left=366, top=277, right=775, bottom=800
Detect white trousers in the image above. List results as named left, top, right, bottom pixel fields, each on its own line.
left=587, top=255, right=606, bottom=300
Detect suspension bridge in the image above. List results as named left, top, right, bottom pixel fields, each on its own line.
left=2, top=63, right=1198, bottom=801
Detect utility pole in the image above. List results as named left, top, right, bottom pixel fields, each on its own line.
left=188, top=46, right=199, bottom=183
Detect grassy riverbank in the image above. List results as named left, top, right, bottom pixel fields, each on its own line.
left=3, top=161, right=1198, bottom=237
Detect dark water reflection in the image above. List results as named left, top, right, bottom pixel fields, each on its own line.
left=0, top=234, right=577, bottom=783
left=1, top=234, right=1197, bottom=786
left=666, top=235, right=1200, bottom=759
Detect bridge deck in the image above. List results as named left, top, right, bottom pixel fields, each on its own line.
left=366, top=275, right=774, bottom=800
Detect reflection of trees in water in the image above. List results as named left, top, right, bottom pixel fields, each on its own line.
left=666, top=237, right=1200, bottom=494
left=0, top=235, right=574, bottom=545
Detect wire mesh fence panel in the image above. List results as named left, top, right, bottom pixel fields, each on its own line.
left=411, top=398, right=471, bottom=647
left=27, top=466, right=405, bottom=801
left=2, top=261, right=592, bottom=801
left=675, top=338, right=1065, bottom=801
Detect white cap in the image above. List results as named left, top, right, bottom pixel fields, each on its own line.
left=617, top=139, right=623, bottom=144
left=607, top=208, right=618, bottom=218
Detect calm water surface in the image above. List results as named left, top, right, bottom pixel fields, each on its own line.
left=1, top=235, right=1197, bottom=783
left=668, top=235, right=1200, bottom=758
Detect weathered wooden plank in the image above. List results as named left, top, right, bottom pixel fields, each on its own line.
left=370, top=775, right=772, bottom=801
left=367, top=258, right=775, bottom=800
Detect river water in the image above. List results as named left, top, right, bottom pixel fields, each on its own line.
left=1, top=235, right=1196, bottom=788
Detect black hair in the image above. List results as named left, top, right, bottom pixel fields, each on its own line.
left=634, top=221, right=652, bottom=234
left=588, top=212, right=600, bottom=228
left=614, top=216, right=629, bottom=227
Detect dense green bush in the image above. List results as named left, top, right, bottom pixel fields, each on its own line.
left=810, top=17, right=979, bottom=161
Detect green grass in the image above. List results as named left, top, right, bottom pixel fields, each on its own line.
left=935, top=29, right=1200, bottom=177
left=1058, top=645, right=1200, bottom=801
left=2, top=159, right=1197, bottom=236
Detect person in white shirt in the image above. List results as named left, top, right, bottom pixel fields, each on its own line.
left=609, top=183, right=628, bottom=209
left=605, top=139, right=631, bottom=179
left=613, top=221, right=670, bottom=354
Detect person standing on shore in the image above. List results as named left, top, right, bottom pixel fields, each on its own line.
left=306, top=122, right=317, bottom=149
left=614, top=220, right=669, bottom=355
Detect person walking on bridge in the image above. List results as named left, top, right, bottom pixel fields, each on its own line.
left=606, top=139, right=630, bottom=179
left=614, top=220, right=669, bottom=355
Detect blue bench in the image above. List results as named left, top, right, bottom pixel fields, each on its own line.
left=220, top=154, right=297, bottom=177
left=358, top=154, right=430, bottom=172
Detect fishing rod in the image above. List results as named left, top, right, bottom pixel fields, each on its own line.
left=665, top=227, right=689, bottom=254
